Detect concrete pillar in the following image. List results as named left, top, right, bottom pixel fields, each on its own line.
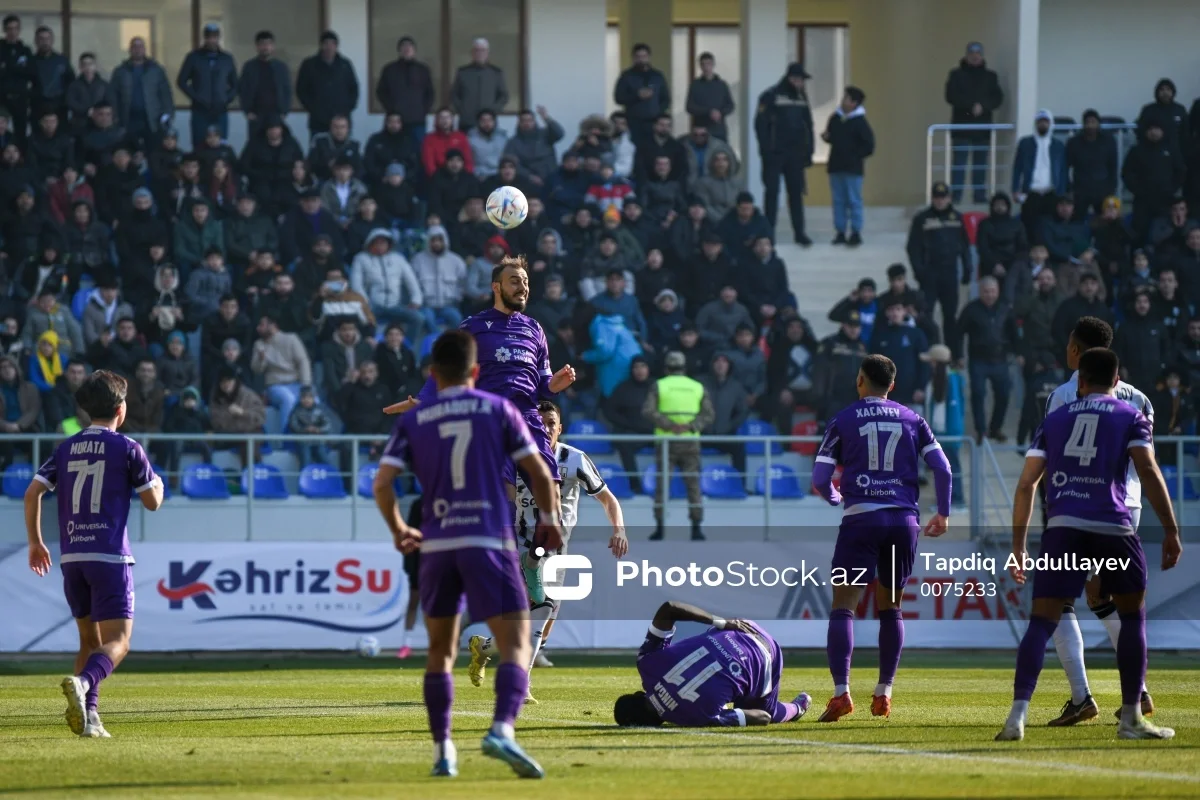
left=1013, top=0, right=1040, bottom=133
left=527, top=0, right=607, bottom=158
left=739, top=0, right=788, bottom=206
left=617, top=0, right=672, bottom=83
left=327, top=0, right=371, bottom=138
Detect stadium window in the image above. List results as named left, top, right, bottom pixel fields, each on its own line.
left=368, top=0, right=526, bottom=114
left=197, top=0, right=324, bottom=110
left=69, top=0, right=191, bottom=107
left=789, top=23, right=850, bottom=164
left=6, top=2, right=64, bottom=50
left=671, top=24, right=742, bottom=156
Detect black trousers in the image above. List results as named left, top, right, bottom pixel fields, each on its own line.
left=762, top=154, right=807, bottom=239
left=614, top=441, right=643, bottom=494
left=5, top=95, right=29, bottom=146
left=923, top=274, right=962, bottom=357
left=1020, top=190, right=1058, bottom=244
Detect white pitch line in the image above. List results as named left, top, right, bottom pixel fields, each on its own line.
left=454, top=711, right=1198, bottom=785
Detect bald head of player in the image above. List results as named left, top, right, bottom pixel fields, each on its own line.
left=430, top=330, right=480, bottom=390
left=1066, top=316, right=1114, bottom=371
left=537, top=399, right=562, bottom=448
left=75, top=369, right=129, bottom=428
left=1076, top=347, right=1120, bottom=396
left=492, top=256, right=530, bottom=314
left=856, top=354, right=897, bottom=399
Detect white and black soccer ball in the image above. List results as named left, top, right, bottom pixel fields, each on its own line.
left=356, top=635, right=381, bottom=658
left=486, top=185, right=529, bottom=230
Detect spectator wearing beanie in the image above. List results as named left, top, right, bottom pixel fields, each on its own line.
left=1122, top=121, right=1186, bottom=245
left=363, top=112, right=420, bottom=187
left=1065, top=109, right=1118, bottom=220
left=829, top=277, right=878, bottom=343
left=975, top=192, right=1028, bottom=288
left=1136, top=78, right=1189, bottom=150
left=822, top=85, right=874, bottom=245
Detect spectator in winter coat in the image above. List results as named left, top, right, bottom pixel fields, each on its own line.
left=78, top=103, right=127, bottom=170
left=345, top=195, right=382, bottom=257
left=1137, top=78, right=1189, bottom=150
left=108, top=39, right=174, bottom=149
left=375, top=323, right=421, bottom=398
left=374, top=163, right=418, bottom=226
left=422, top=108, right=472, bottom=177
left=634, top=247, right=674, bottom=317
left=209, top=367, right=267, bottom=436
left=139, top=264, right=195, bottom=351
left=503, top=106, right=564, bottom=185
left=196, top=125, right=238, bottom=180
left=590, top=270, right=647, bottom=343
left=411, top=224, right=466, bottom=331
left=363, top=112, right=419, bottom=187
left=755, top=65, right=816, bottom=244
left=22, top=287, right=83, bottom=357
left=828, top=277, right=879, bottom=344
left=47, top=164, right=93, bottom=224
left=717, top=192, right=773, bottom=267
left=723, top=323, right=767, bottom=408
left=614, top=43, right=670, bottom=149
left=120, top=358, right=166, bottom=438
left=665, top=197, right=714, bottom=268
left=868, top=300, right=931, bottom=406
left=224, top=194, right=279, bottom=270
left=65, top=52, right=107, bottom=136
left=603, top=355, right=654, bottom=488
left=906, top=182, right=971, bottom=346
left=482, top=156, right=535, bottom=209
left=81, top=274, right=133, bottom=348
left=636, top=113, right=688, bottom=185
left=739, top=235, right=791, bottom=328
left=26, top=111, right=73, bottom=182
left=690, top=149, right=742, bottom=226
left=307, top=115, right=363, bottom=183
left=646, top=288, right=686, bottom=353
left=319, top=157, right=368, bottom=226
left=43, top=359, right=88, bottom=432
left=1115, top=291, right=1170, bottom=392
left=93, top=146, right=143, bottom=225
left=579, top=235, right=635, bottom=302
left=13, top=233, right=70, bottom=306
left=1149, top=197, right=1199, bottom=263
left=823, top=86, right=875, bottom=244
left=174, top=199, right=225, bottom=273
left=583, top=312, right=644, bottom=398
left=296, top=31, right=360, bottom=139
left=62, top=200, right=109, bottom=275
left=204, top=156, right=239, bottom=219
left=695, top=285, right=754, bottom=348
left=1066, top=110, right=1118, bottom=219
left=176, top=25, right=238, bottom=144
left=156, top=153, right=204, bottom=223
left=426, top=148, right=481, bottom=224
left=320, top=317, right=375, bottom=403
left=279, top=188, right=345, bottom=265
left=186, top=248, right=233, bottom=320
left=609, top=111, right=637, bottom=180
left=1003, top=243, right=1053, bottom=309
left=200, top=294, right=251, bottom=386
left=766, top=314, right=819, bottom=410
left=0, top=357, right=42, bottom=452
left=309, top=264, right=375, bottom=340
left=1051, top=272, right=1113, bottom=356
left=451, top=38, right=508, bottom=131
left=685, top=52, right=735, bottom=141
left=251, top=312, right=312, bottom=425
left=527, top=274, right=575, bottom=340
left=86, top=316, right=149, bottom=378
left=975, top=192, right=1028, bottom=288
left=1012, top=110, right=1067, bottom=240
left=1152, top=267, right=1191, bottom=339
left=944, top=41, right=1004, bottom=204
left=257, top=272, right=309, bottom=338
left=642, top=155, right=685, bottom=225
left=374, top=37, right=435, bottom=138
left=147, top=128, right=181, bottom=185
left=118, top=220, right=170, bottom=306
left=26, top=330, right=68, bottom=393
left=1040, top=194, right=1091, bottom=267
left=239, top=117, right=305, bottom=219
left=468, top=109, right=508, bottom=179
left=236, top=31, right=291, bottom=135
left=1121, top=121, right=1185, bottom=244
left=287, top=384, right=335, bottom=467
left=678, top=232, right=732, bottom=316
left=679, top=123, right=734, bottom=183
left=585, top=162, right=635, bottom=213
left=545, top=150, right=594, bottom=223
left=350, top=228, right=423, bottom=337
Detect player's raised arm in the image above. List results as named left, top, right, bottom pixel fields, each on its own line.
left=1010, top=443, right=1047, bottom=584
left=24, top=478, right=52, bottom=576
left=1130, top=445, right=1182, bottom=570
left=649, top=601, right=749, bottom=633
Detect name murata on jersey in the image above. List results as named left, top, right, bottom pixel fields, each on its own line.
left=155, top=557, right=405, bottom=633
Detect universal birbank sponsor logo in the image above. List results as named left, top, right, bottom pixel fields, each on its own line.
left=156, top=557, right=404, bottom=632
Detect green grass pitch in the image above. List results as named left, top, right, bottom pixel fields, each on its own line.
left=2, top=652, right=1199, bottom=798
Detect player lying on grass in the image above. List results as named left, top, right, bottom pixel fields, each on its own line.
left=25, top=370, right=164, bottom=738
left=1043, top=316, right=1157, bottom=726
left=373, top=330, right=564, bottom=779
left=469, top=399, right=629, bottom=702
left=613, top=601, right=811, bottom=727
left=811, top=354, right=952, bottom=722
left=997, top=347, right=1182, bottom=742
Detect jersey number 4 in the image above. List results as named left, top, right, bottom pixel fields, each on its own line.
left=858, top=421, right=902, bottom=472
left=663, top=646, right=723, bottom=702
left=66, top=460, right=106, bottom=515
left=1063, top=414, right=1100, bottom=466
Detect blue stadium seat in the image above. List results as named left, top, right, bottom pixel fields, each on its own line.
left=181, top=464, right=230, bottom=499
left=755, top=465, right=802, bottom=498
left=594, top=461, right=633, bottom=499
left=566, top=418, right=612, bottom=455
left=1160, top=466, right=1200, bottom=501
left=242, top=464, right=289, bottom=499
left=739, top=420, right=783, bottom=455
left=642, top=464, right=687, bottom=499
left=2, top=463, right=33, bottom=499
left=701, top=465, right=746, bottom=499
left=357, top=462, right=406, bottom=499
left=299, top=464, right=346, bottom=499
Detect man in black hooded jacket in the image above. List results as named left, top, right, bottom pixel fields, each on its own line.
left=1066, top=109, right=1118, bottom=219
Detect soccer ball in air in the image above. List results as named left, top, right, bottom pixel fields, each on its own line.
left=486, top=185, right=529, bottom=230
left=356, top=635, right=381, bottom=658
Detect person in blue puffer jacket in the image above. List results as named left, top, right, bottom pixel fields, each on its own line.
left=924, top=343, right=966, bottom=506
left=583, top=312, right=643, bottom=398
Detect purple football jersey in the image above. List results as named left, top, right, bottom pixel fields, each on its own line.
left=1029, top=394, right=1153, bottom=535
left=417, top=309, right=554, bottom=414
left=35, top=426, right=158, bottom=563
left=816, top=397, right=940, bottom=516
left=635, top=623, right=782, bottom=727
left=381, top=386, right=537, bottom=550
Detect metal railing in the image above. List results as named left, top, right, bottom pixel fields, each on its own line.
left=925, top=122, right=1138, bottom=203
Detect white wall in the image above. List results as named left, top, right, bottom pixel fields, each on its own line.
left=527, top=0, right=608, bottom=156
left=1038, top=0, right=1200, bottom=123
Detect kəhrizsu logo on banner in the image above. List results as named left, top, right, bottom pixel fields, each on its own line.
left=156, top=558, right=405, bottom=633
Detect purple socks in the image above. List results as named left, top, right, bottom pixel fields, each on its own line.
left=423, top=672, right=453, bottom=743
left=877, top=608, right=904, bottom=687
left=78, top=653, right=113, bottom=701
left=85, top=681, right=99, bottom=711
left=1117, top=608, right=1148, bottom=706
left=493, top=662, right=528, bottom=729
left=1013, top=615, right=1058, bottom=701
left=827, top=608, right=854, bottom=687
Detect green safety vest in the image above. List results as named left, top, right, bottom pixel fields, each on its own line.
left=655, top=375, right=704, bottom=437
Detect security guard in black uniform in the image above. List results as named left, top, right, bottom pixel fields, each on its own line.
left=755, top=63, right=814, bottom=246
left=905, top=181, right=971, bottom=356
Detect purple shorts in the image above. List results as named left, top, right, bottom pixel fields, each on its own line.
left=61, top=561, right=135, bottom=621
left=831, top=508, right=921, bottom=590
left=1032, top=528, right=1148, bottom=599
left=502, top=410, right=561, bottom=487
left=418, top=547, right=528, bottom=620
